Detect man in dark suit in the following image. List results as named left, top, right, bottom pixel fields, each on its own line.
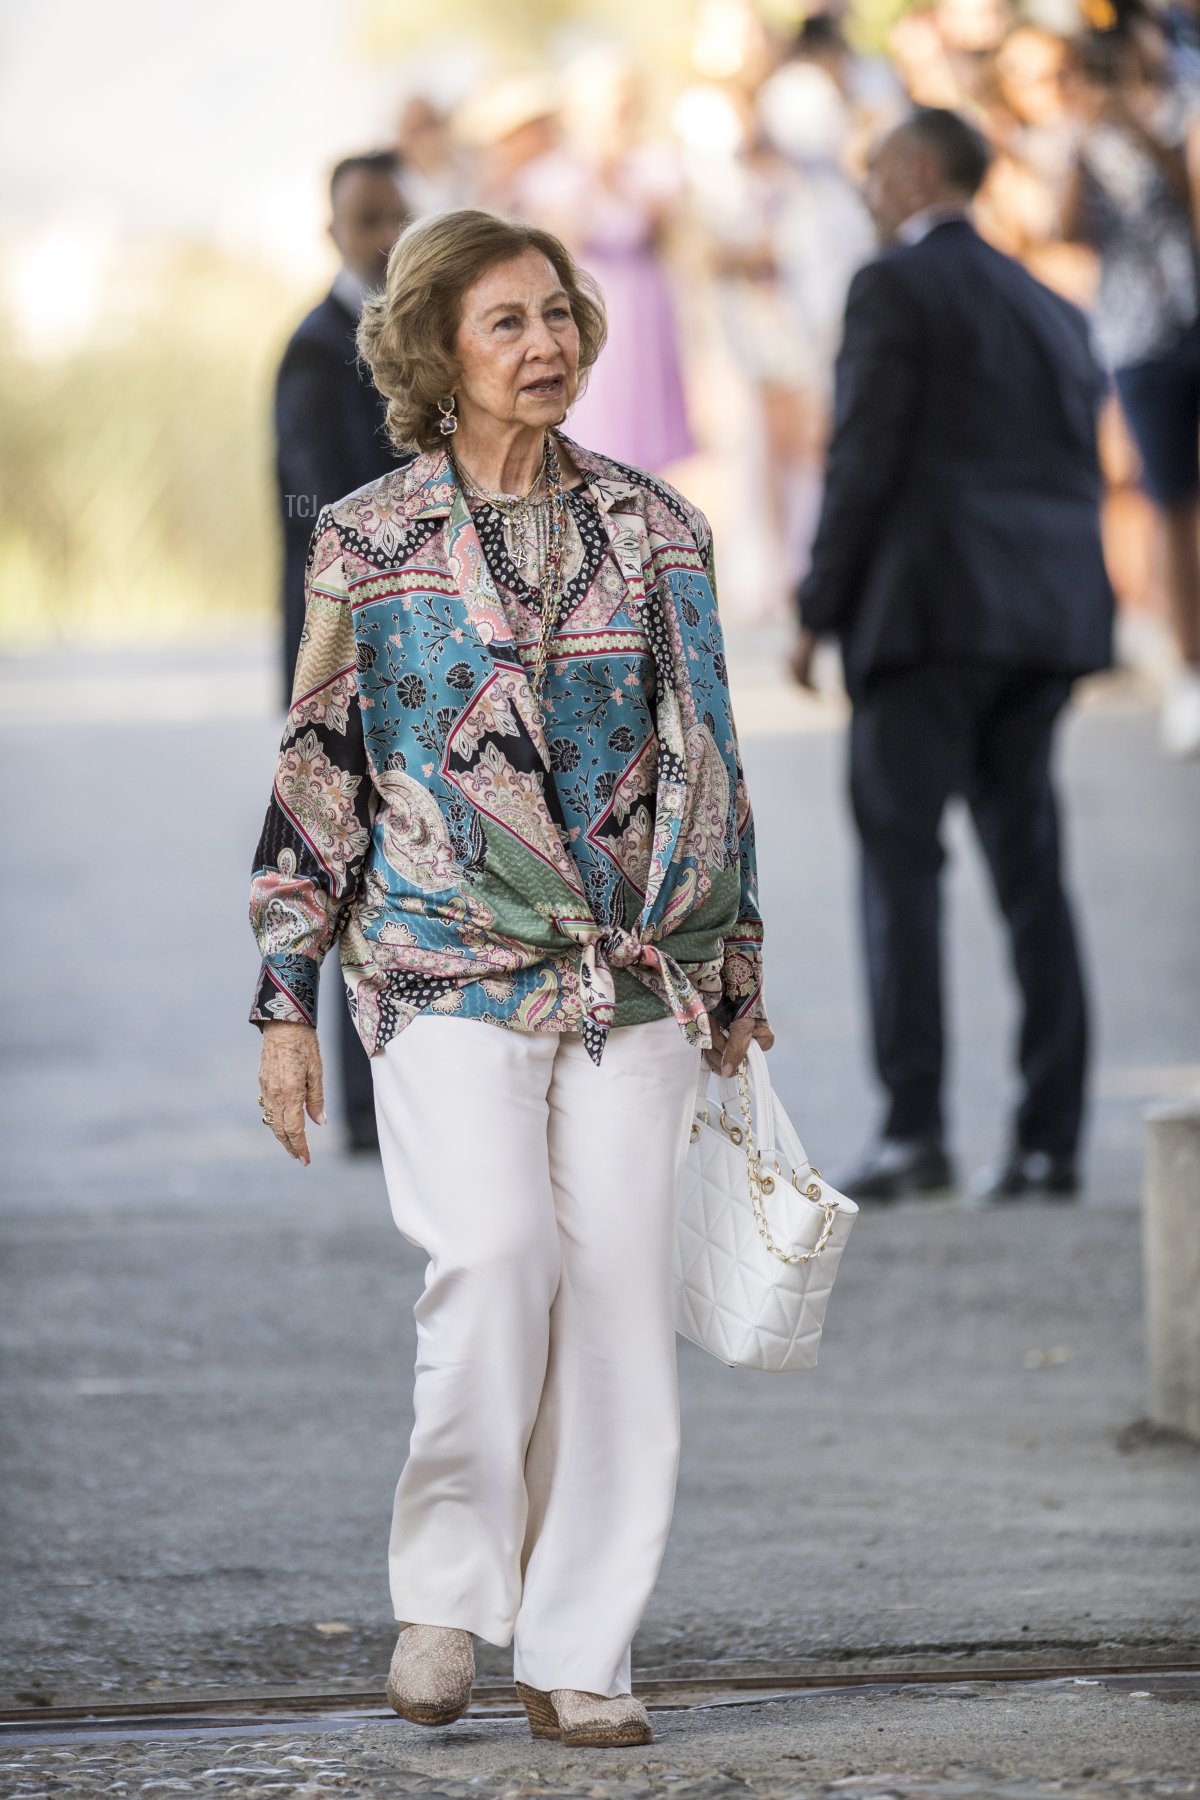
left=276, top=151, right=412, bottom=699
left=274, top=150, right=412, bottom=1151
left=793, top=108, right=1114, bottom=1201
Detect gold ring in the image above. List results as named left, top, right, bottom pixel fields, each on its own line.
left=261, top=1111, right=275, bottom=1127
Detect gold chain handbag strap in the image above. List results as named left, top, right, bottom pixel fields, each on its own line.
left=734, top=1062, right=839, bottom=1266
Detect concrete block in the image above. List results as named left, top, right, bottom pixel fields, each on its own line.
left=1143, top=1099, right=1200, bottom=1441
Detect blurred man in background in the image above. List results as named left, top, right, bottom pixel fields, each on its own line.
left=273, top=150, right=411, bottom=1152
left=275, top=151, right=410, bottom=701
left=793, top=108, right=1114, bottom=1203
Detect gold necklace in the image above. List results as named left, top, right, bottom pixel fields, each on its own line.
left=453, top=444, right=549, bottom=574
left=453, top=434, right=571, bottom=702
left=526, top=437, right=569, bottom=702
left=452, top=442, right=547, bottom=507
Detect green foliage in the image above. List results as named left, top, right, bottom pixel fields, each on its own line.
left=0, top=245, right=302, bottom=645
left=359, top=0, right=704, bottom=83
left=846, top=0, right=919, bottom=56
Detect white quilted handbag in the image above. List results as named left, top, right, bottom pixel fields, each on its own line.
left=675, top=1041, right=858, bottom=1372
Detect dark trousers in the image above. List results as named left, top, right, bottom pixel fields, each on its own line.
left=321, top=961, right=377, bottom=1138
left=849, top=665, right=1089, bottom=1157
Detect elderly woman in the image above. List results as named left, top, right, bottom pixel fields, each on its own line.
left=250, top=209, right=770, bottom=1749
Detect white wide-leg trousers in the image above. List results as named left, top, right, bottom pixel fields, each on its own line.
left=372, top=1012, right=701, bottom=1697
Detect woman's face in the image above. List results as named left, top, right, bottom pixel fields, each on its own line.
left=452, top=248, right=581, bottom=438
left=994, top=27, right=1066, bottom=127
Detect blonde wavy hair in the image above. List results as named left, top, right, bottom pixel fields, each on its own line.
left=357, top=210, right=607, bottom=454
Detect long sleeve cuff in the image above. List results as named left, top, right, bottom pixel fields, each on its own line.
left=721, top=924, right=765, bottom=1021
left=250, top=953, right=320, bottom=1030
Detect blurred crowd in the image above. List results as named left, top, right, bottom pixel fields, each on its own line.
left=272, top=0, right=1200, bottom=1156
left=313, top=0, right=1200, bottom=640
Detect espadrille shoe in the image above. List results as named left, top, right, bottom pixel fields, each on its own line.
left=516, top=1681, right=652, bottom=1747
left=386, top=1624, right=474, bottom=1726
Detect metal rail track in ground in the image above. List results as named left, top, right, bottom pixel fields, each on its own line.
left=2, top=1657, right=1197, bottom=1740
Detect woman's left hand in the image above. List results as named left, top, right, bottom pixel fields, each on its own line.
left=258, top=1021, right=326, bottom=1164
left=704, top=1013, right=775, bottom=1078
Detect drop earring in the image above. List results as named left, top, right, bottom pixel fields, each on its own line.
left=437, top=395, right=458, bottom=437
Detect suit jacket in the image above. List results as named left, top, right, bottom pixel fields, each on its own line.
left=274, top=288, right=410, bottom=701
left=797, top=220, right=1115, bottom=697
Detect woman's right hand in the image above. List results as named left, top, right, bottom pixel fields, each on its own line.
left=258, top=1022, right=325, bottom=1164
left=704, top=1012, right=775, bottom=1079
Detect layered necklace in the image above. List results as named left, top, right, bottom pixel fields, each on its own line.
left=452, top=432, right=569, bottom=702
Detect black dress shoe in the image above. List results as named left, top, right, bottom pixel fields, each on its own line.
left=975, top=1150, right=1078, bottom=1201
left=833, top=1136, right=955, bottom=1201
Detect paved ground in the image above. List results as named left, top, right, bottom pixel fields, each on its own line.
left=0, top=634, right=1198, bottom=1792
left=2, top=1675, right=1198, bottom=1798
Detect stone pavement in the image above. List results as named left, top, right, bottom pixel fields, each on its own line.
left=0, top=634, right=1198, bottom=1791
left=1, top=1675, right=1198, bottom=1798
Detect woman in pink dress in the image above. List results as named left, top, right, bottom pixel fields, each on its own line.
left=511, top=59, right=694, bottom=474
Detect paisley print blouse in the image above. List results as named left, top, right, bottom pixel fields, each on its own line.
left=249, top=436, right=764, bottom=1065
